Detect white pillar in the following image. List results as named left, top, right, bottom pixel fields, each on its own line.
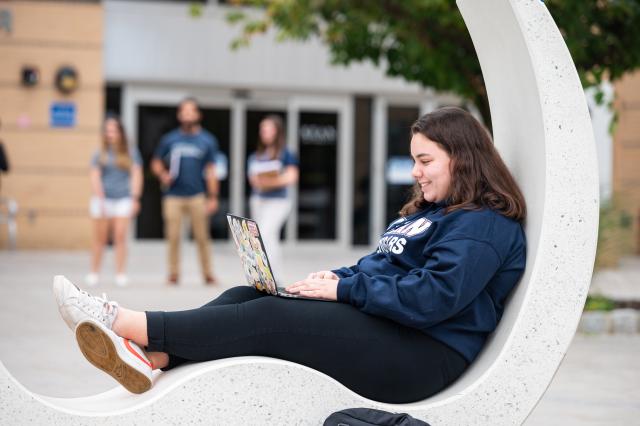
left=370, top=96, right=388, bottom=244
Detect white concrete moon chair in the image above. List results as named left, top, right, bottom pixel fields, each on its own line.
left=0, top=0, right=599, bottom=424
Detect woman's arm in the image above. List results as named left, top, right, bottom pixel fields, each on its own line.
left=90, top=167, right=104, bottom=198
left=337, top=239, right=502, bottom=330
left=130, top=164, right=143, bottom=216
left=286, top=276, right=339, bottom=301
left=331, top=264, right=360, bottom=278
left=284, top=266, right=357, bottom=300
left=253, top=165, right=299, bottom=191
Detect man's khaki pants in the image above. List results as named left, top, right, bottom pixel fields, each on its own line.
left=163, top=194, right=212, bottom=278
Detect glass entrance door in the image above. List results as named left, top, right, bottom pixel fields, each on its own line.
left=297, top=111, right=338, bottom=240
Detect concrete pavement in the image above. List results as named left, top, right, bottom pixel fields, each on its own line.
left=0, top=242, right=638, bottom=425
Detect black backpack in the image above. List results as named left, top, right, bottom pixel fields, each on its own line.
left=324, top=408, right=431, bottom=426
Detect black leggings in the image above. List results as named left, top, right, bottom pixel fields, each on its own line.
left=145, top=286, right=467, bottom=403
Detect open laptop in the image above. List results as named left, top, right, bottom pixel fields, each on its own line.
left=226, top=214, right=323, bottom=300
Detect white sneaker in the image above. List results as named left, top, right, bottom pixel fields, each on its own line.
left=53, top=275, right=119, bottom=331
left=75, top=319, right=153, bottom=394
left=115, top=274, right=128, bottom=287
left=85, top=273, right=99, bottom=287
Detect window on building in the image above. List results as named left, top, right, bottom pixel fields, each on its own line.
left=385, top=106, right=420, bottom=225
left=353, top=96, right=372, bottom=245
left=105, top=84, right=122, bottom=117
left=297, top=111, right=338, bottom=240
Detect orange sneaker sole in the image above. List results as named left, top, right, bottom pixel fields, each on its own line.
left=75, top=322, right=152, bottom=394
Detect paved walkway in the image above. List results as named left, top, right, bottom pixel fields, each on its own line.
left=590, top=256, right=640, bottom=302
left=0, top=242, right=638, bottom=424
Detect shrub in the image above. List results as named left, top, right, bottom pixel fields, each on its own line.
left=584, top=294, right=616, bottom=311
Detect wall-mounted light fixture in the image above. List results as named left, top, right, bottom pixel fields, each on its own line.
left=21, top=66, right=39, bottom=87
left=54, top=66, right=79, bottom=94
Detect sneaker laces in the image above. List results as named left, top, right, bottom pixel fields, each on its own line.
left=76, top=288, right=119, bottom=328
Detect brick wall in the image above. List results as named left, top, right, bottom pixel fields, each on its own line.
left=613, top=72, right=640, bottom=254
left=0, top=0, right=103, bottom=249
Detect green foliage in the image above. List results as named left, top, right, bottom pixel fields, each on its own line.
left=595, top=199, right=634, bottom=268
left=226, top=0, right=640, bottom=127
left=547, top=0, right=640, bottom=87
left=584, top=294, right=615, bottom=312
left=599, top=201, right=633, bottom=234
left=189, top=3, right=204, bottom=18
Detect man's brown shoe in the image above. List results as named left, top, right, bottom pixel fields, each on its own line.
left=204, top=275, right=217, bottom=285
left=168, top=274, right=179, bottom=285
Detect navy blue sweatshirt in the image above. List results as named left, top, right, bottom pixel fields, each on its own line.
left=333, top=202, right=526, bottom=362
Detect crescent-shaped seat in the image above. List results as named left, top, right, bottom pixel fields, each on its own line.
left=0, top=0, right=599, bottom=424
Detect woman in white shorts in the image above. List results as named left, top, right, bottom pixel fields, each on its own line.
left=87, top=116, right=143, bottom=287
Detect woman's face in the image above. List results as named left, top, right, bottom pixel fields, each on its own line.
left=259, top=119, right=278, bottom=146
left=410, top=132, right=452, bottom=203
left=104, top=119, right=121, bottom=146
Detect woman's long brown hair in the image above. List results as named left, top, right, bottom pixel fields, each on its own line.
left=256, top=114, right=286, bottom=160
left=400, top=107, right=526, bottom=222
left=99, top=116, right=132, bottom=170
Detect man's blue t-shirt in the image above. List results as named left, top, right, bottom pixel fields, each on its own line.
left=91, top=147, right=142, bottom=199
left=153, top=128, right=218, bottom=197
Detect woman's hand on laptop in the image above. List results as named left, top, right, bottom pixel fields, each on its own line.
left=306, top=270, right=339, bottom=280
left=285, top=276, right=339, bottom=301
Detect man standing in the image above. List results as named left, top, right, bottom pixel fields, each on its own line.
left=151, top=98, right=219, bottom=285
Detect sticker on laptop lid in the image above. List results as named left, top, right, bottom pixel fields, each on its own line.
left=248, top=221, right=259, bottom=237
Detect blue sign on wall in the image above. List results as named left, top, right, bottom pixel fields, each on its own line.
left=50, top=102, right=76, bottom=128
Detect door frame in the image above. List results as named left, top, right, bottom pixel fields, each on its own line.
left=122, top=83, right=236, bottom=240
left=288, top=95, right=353, bottom=247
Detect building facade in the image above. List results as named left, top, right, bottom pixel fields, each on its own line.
left=613, top=73, right=640, bottom=254
left=0, top=0, right=103, bottom=248
left=1, top=0, right=637, bottom=251
left=104, top=0, right=468, bottom=248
